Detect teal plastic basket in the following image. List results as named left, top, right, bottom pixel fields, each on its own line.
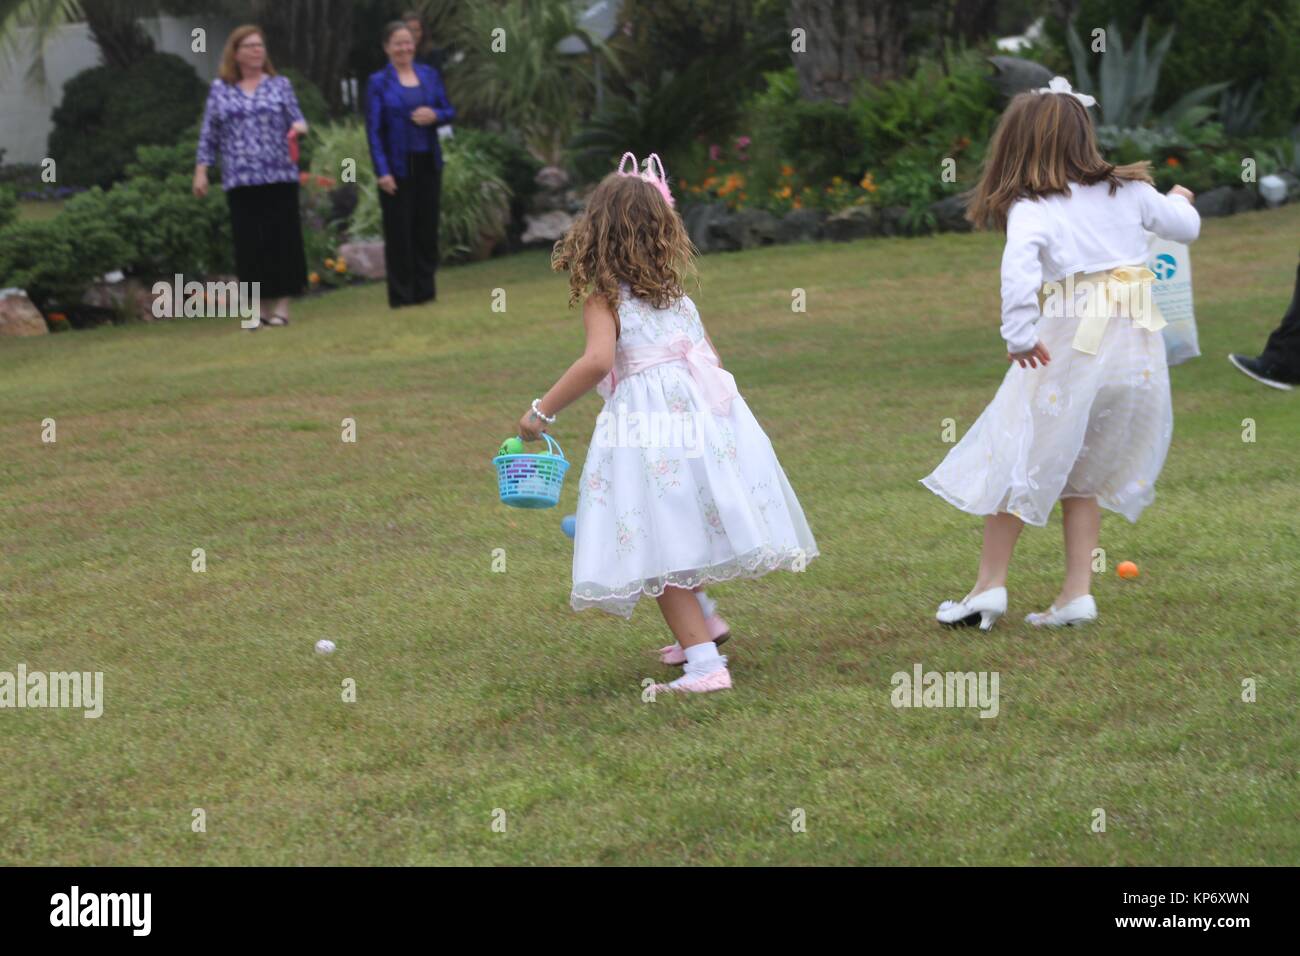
left=493, top=433, right=569, bottom=509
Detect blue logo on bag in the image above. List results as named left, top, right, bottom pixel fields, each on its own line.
left=1150, top=253, right=1177, bottom=280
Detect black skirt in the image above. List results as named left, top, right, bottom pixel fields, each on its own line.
left=226, top=182, right=308, bottom=299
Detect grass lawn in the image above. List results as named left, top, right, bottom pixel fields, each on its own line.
left=1, top=205, right=1297, bottom=866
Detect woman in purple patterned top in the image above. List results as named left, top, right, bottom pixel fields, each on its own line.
left=193, top=25, right=309, bottom=330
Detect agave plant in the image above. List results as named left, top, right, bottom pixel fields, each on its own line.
left=1218, top=81, right=1266, bottom=138
left=1066, top=18, right=1228, bottom=130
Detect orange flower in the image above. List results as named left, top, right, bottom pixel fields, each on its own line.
left=299, top=171, right=311, bottom=185
left=781, top=164, right=794, bottom=178
left=316, top=175, right=335, bottom=188
left=48, top=312, right=67, bottom=322
left=324, top=258, right=336, bottom=270
left=792, top=198, right=803, bottom=209
left=309, top=272, right=321, bottom=285
left=860, top=172, right=878, bottom=193
left=1165, top=156, right=1181, bottom=168
left=334, top=259, right=347, bottom=273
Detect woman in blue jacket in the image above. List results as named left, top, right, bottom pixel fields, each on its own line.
left=367, top=22, right=456, bottom=308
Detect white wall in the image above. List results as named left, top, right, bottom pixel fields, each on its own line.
left=0, top=14, right=238, bottom=165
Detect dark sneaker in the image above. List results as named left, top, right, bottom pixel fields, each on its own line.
left=1228, top=354, right=1295, bottom=391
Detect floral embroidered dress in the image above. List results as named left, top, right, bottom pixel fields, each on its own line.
left=196, top=75, right=304, bottom=191
left=571, top=286, right=819, bottom=617
left=922, top=180, right=1201, bottom=525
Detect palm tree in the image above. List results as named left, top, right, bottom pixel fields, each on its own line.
left=451, top=0, right=620, bottom=163
left=0, top=1, right=178, bottom=72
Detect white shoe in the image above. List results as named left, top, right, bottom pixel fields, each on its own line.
left=1025, top=594, right=1097, bottom=628
left=936, top=587, right=1007, bottom=631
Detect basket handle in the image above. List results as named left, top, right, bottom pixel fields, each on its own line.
left=537, top=433, right=565, bottom=460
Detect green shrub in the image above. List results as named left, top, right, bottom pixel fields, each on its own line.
left=734, top=68, right=861, bottom=198
left=439, top=134, right=511, bottom=262
left=0, top=184, right=16, bottom=230
left=453, top=128, right=541, bottom=240
left=48, top=53, right=207, bottom=189
left=852, top=51, right=1001, bottom=175
left=0, top=198, right=131, bottom=307
left=279, top=67, right=330, bottom=128
left=712, top=54, right=999, bottom=214
left=309, top=121, right=380, bottom=239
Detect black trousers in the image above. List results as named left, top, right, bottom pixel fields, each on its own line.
left=1257, top=255, right=1300, bottom=380
left=226, top=182, right=307, bottom=299
left=379, top=151, right=441, bottom=308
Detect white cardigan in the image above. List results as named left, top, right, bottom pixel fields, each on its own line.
left=1000, top=180, right=1202, bottom=353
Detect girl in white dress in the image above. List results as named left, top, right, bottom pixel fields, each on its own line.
left=922, top=79, right=1200, bottom=629
left=514, top=154, right=818, bottom=693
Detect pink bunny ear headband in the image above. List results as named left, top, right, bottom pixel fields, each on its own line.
left=617, top=151, right=674, bottom=208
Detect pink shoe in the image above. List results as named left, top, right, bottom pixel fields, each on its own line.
left=653, top=665, right=732, bottom=695
left=657, top=615, right=731, bottom=665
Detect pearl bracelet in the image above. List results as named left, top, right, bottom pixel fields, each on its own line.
left=530, top=399, right=556, bottom=424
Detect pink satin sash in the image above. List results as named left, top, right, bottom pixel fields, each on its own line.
left=595, top=332, right=739, bottom=416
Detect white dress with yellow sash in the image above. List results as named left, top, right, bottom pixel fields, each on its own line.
left=923, top=181, right=1201, bottom=526
left=571, top=287, right=819, bottom=617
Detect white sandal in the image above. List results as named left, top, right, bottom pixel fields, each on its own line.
left=936, top=587, right=1007, bottom=631
left=1025, top=594, right=1097, bottom=628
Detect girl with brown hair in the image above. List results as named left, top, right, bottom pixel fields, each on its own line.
left=512, top=154, right=819, bottom=694
left=922, top=78, right=1201, bottom=629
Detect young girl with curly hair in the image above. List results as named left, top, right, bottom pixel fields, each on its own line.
left=512, top=153, right=818, bottom=694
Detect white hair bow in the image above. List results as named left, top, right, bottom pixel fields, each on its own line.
left=1035, top=75, right=1097, bottom=109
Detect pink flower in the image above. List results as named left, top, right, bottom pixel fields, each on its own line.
left=708, top=144, right=721, bottom=161
left=735, top=136, right=751, bottom=149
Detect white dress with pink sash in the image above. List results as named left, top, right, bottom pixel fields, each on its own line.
left=571, top=287, right=818, bottom=617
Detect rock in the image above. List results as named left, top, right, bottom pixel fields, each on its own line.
left=529, top=166, right=574, bottom=215
left=683, top=202, right=732, bottom=253
left=930, top=193, right=972, bottom=232
left=706, top=208, right=779, bottom=251
left=535, top=165, right=570, bottom=191
left=1194, top=186, right=1235, bottom=218
left=775, top=208, right=828, bottom=244
left=823, top=205, right=880, bottom=242
left=0, top=288, right=49, bottom=336
left=1231, top=185, right=1260, bottom=214
left=986, top=56, right=1054, bottom=101
left=1279, top=171, right=1300, bottom=203
left=1259, top=174, right=1288, bottom=206
left=338, top=240, right=386, bottom=279
left=879, top=205, right=916, bottom=236
left=83, top=276, right=155, bottom=321
left=521, top=210, right=574, bottom=245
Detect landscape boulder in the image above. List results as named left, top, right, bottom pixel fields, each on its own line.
left=0, top=289, right=49, bottom=336
left=338, top=240, right=386, bottom=279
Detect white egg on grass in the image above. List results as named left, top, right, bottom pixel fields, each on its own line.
left=314, top=639, right=336, bottom=655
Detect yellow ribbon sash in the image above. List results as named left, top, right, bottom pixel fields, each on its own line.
left=1038, top=266, right=1167, bottom=355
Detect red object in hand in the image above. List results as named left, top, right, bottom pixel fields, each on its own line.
left=288, top=129, right=300, bottom=165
